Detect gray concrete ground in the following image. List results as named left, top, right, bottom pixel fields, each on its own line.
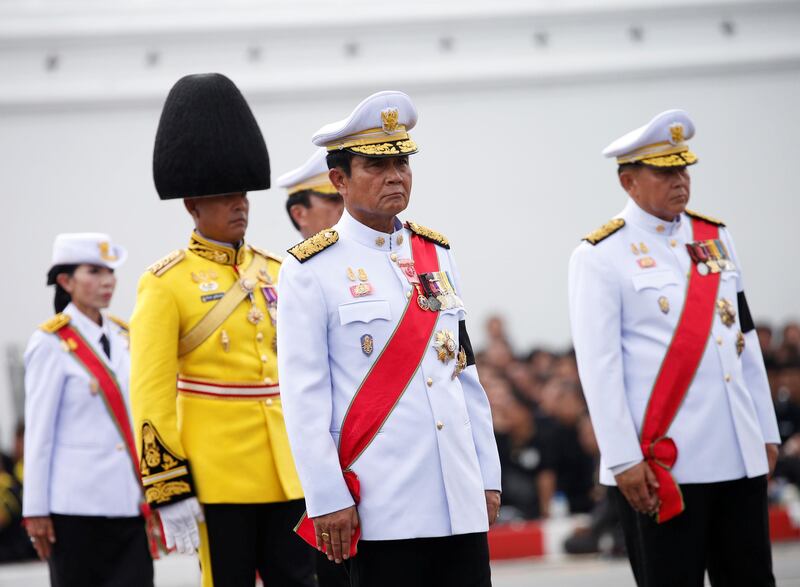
left=1, top=542, right=799, bottom=586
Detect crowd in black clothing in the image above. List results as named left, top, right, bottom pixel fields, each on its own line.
left=478, top=317, right=800, bottom=530
left=0, top=423, right=35, bottom=563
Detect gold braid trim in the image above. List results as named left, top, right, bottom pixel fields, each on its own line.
left=641, top=151, right=698, bottom=168
left=348, top=138, right=418, bottom=157
left=406, top=221, right=450, bottom=249
left=108, top=315, right=129, bottom=332
left=139, top=421, right=195, bottom=506
left=147, top=250, right=186, bottom=277
left=685, top=209, right=725, bottom=227
left=583, top=218, right=625, bottom=245
left=287, top=229, right=339, bottom=263
left=39, top=313, right=71, bottom=334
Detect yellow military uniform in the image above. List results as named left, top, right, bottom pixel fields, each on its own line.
left=130, top=231, right=303, bottom=506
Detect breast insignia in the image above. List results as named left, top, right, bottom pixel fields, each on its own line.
left=148, top=249, right=186, bottom=277
left=40, top=313, right=71, bottom=334
left=287, top=230, right=339, bottom=263
left=405, top=222, right=450, bottom=249
left=685, top=209, right=725, bottom=227
left=250, top=246, right=284, bottom=264
left=583, top=218, right=625, bottom=245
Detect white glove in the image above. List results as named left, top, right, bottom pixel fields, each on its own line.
left=158, top=497, right=204, bottom=554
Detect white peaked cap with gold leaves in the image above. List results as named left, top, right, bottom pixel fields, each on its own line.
left=51, top=233, right=128, bottom=269
left=603, top=109, right=698, bottom=168
left=276, top=148, right=338, bottom=197
left=312, top=90, right=419, bottom=158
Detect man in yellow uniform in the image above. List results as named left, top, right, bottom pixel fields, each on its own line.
left=130, top=73, right=315, bottom=587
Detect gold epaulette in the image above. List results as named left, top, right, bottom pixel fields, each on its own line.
left=39, top=313, right=70, bottom=334
left=685, top=209, right=725, bottom=227
left=406, top=221, right=450, bottom=249
left=250, top=245, right=284, bottom=264
left=108, top=315, right=129, bottom=332
left=147, top=249, right=186, bottom=277
left=287, top=229, right=339, bottom=263
left=583, top=218, right=625, bottom=245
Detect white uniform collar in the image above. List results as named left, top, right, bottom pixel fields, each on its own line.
left=63, top=302, right=110, bottom=349
left=622, top=197, right=683, bottom=236
left=335, top=209, right=405, bottom=251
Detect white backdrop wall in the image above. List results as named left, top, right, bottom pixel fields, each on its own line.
left=1, top=0, right=799, bottom=448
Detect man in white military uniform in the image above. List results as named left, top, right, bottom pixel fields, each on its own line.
left=278, top=148, right=344, bottom=240
left=569, top=110, right=780, bottom=586
left=278, top=91, right=501, bottom=587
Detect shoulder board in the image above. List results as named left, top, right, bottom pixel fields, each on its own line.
left=685, top=209, right=725, bottom=227
left=108, top=315, right=129, bottom=332
left=405, top=221, right=450, bottom=249
left=287, top=229, right=339, bottom=263
left=250, top=245, right=284, bottom=264
left=39, top=313, right=71, bottom=334
left=147, top=249, right=186, bottom=277
left=583, top=218, right=625, bottom=245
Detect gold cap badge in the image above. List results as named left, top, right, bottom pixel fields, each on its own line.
left=381, top=108, right=399, bottom=133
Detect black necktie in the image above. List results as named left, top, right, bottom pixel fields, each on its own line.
left=100, top=334, right=111, bottom=359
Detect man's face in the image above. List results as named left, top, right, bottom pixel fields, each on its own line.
left=184, top=192, right=249, bottom=243
left=332, top=155, right=412, bottom=223
left=621, top=165, right=691, bottom=221
left=292, top=193, right=344, bottom=239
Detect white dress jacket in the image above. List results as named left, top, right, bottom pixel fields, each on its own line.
left=278, top=212, right=501, bottom=541
left=23, top=303, right=141, bottom=517
left=569, top=199, right=780, bottom=486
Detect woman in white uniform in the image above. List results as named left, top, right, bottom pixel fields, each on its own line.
left=22, top=233, right=154, bottom=587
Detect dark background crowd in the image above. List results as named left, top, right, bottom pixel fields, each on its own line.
left=479, top=316, right=800, bottom=555
left=1, top=319, right=799, bottom=562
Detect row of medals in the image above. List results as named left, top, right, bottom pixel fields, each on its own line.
left=242, top=268, right=277, bottom=326
left=686, top=238, right=736, bottom=276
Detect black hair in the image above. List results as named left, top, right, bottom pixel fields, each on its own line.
left=617, top=162, right=642, bottom=175
left=326, top=150, right=355, bottom=177
left=285, top=190, right=313, bottom=231
left=47, top=264, right=78, bottom=314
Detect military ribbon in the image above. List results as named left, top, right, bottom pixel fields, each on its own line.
left=295, top=233, right=441, bottom=556
left=640, top=216, right=721, bottom=523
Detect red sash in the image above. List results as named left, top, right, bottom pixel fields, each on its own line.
left=640, top=217, right=721, bottom=523
left=295, top=234, right=441, bottom=556
left=55, top=326, right=165, bottom=557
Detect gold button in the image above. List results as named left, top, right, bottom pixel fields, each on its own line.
left=265, top=398, right=273, bottom=406
left=396, top=234, right=404, bottom=246
left=390, top=253, right=398, bottom=262
left=256, top=332, right=264, bottom=342
left=375, top=237, right=386, bottom=247
left=670, top=239, right=677, bottom=247
left=261, top=354, right=268, bottom=363
left=725, top=374, right=731, bottom=382
left=264, top=377, right=273, bottom=384
left=427, top=378, right=433, bottom=387
left=716, top=337, right=723, bottom=345
left=242, top=278, right=255, bottom=291
left=406, top=290, right=412, bottom=299
left=656, top=225, right=665, bottom=233
left=436, top=421, right=444, bottom=430
left=116, top=443, right=124, bottom=451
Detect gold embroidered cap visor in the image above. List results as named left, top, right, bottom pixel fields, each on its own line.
left=617, top=143, right=699, bottom=168
left=326, top=126, right=419, bottom=158
left=286, top=172, right=339, bottom=196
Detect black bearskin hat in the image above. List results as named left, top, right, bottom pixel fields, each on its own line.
left=153, top=73, right=270, bottom=200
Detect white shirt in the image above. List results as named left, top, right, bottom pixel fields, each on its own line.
left=277, top=211, right=501, bottom=540
left=569, top=199, right=780, bottom=486
left=23, top=303, right=141, bottom=517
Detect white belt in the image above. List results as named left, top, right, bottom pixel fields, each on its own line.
left=177, top=377, right=280, bottom=400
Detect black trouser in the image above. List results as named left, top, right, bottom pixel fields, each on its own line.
left=203, top=500, right=316, bottom=587
left=350, top=532, right=491, bottom=587
left=48, top=514, right=153, bottom=587
left=316, top=548, right=351, bottom=587
left=610, top=476, right=775, bottom=587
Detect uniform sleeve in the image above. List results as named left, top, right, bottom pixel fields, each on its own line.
left=721, top=229, right=780, bottom=444
left=568, top=244, right=643, bottom=471
left=130, top=271, right=196, bottom=507
left=22, top=332, right=65, bottom=517
left=277, top=259, right=354, bottom=517
left=447, top=250, right=502, bottom=491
